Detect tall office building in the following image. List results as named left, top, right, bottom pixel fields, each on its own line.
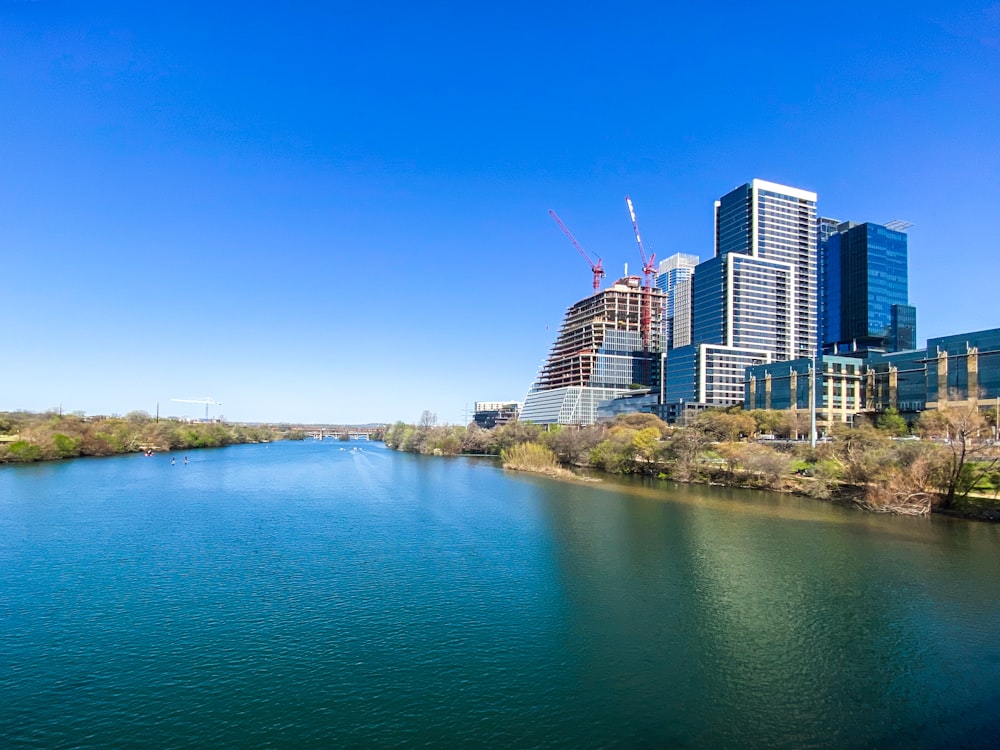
left=672, top=277, right=694, bottom=349
left=816, top=216, right=841, bottom=354
left=520, top=277, right=666, bottom=425
left=665, top=179, right=817, bottom=410
left=714, top=179, right=818, bottom=359
left=819, top=220, right=916, bottom=355
left=655, top=253, right=699, bottom=350
left=690, top=252, right=796, bottom=360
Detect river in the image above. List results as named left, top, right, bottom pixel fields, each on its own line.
left=1, top=440, right=998, bottom=748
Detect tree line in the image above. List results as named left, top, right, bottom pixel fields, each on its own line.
left=0, top=410, right=280, bottom=463
left=384, top=406, right=1000, bottom=517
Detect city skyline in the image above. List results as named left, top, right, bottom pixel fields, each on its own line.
left=2, top=2, right=998, bottom=424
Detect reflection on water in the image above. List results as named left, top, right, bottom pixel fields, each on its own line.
left=1, top=442, right=998, bottom=748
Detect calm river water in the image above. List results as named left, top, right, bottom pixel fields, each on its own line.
left=1, top=440, right=999, bottom=748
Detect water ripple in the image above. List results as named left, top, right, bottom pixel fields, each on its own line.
left=1, top=442, right=999, bottom=748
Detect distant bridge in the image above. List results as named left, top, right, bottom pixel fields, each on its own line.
left=303, top=426, right=383, bottom=441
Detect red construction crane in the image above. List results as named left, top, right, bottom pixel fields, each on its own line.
left=624, top=196, right=657, bottom=351
left=548, top=209, right=606, bottom=292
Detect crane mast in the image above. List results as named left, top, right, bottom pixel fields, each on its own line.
left=624, top=196, right=657, bottom=351
left=548, top=209, right=606, bottom=292
left=171, top=397, right=222, bottom=421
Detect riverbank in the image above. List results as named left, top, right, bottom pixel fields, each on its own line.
left=0, top=411, right=282, bottom=464
left=517, top=460, right=1000, bottom=521
left=384, top=413, right=1000, bottom=521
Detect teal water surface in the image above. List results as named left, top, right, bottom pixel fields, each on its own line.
left=1, top=440, right=999, bottom=748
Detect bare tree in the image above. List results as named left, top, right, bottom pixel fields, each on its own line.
left=917, top=404, right=998, bottom=509
left=858, top=452, right=936, bottom=516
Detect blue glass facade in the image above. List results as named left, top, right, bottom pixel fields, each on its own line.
left=926, top=329, right=1000, bottom=404
left=655, top=254, right=698, bottom=352
left=664, top=345, right=699, bottom=404
left=690, top=256, right=726, bottom=346
left=821, top=221, right=913, bottom=354
left=715, top=184, right=752, bottom=259
left=890, top=304, right=917, bottom=352
left=818, top=227, right=842, bottom=350
left=865, top=349, right=929, bottom=413
left=727, top=254, right=794, bottom=361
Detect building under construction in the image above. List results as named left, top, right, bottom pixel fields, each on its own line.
left=520, top=277, right=665, bottom=425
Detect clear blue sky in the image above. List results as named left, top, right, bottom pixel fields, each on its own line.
left=2, top=1, right=998, bottom=424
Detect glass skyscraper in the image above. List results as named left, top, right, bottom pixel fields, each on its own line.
left=655, top=253, right=699, bottom=350
left=664, top=179, right=817, bottom=409
left=819, top=221, right=916, bottom=354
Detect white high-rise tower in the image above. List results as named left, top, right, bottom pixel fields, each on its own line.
left=714, top=178, right=818, bottom=359
left=665, top=179, right=818, bottom=409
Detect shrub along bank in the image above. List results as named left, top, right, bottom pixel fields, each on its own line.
left=384, top=406, right=1000, bottom=519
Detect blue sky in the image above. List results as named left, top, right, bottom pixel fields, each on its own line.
left=2, top=1, right=998, bottom=424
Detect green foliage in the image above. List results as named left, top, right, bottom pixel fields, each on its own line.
left=383, top=421, right=409, bottom=448
left=694, top=409, right=756, bottom=442
left=631, top=427, right=662, bottom=467
left=748, top=409, right=784, bottom=436
left=4, top=440, right=42, bottom=462
left=589, top=438, right=631, bottom=473
left=875, top=408, right=909, bottom=437
left=421, top=425, right=466, bottom=455
left=610, top=412, right=670, bottom=437
left=385, top=420, right=470, bottom=456
left=52, top=433, right=82, bottom=458
left=285, top=430, right=307, bottom=441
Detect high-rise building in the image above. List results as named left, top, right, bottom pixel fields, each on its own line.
left=690, top=252, right=796, bottom=360
left=520, top=277, right=666, bottom=425
left=655, top=253, right=699, bottom=350
left=819, top=220, right=916, bottom=355
left=672, top=277, right=694, bottom=349
left=665, top=179, right=817, bottom=410
left=715, top=179, right=818, bottom=359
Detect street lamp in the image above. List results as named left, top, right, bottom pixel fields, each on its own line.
left=810, top=354, right=818, bottom=448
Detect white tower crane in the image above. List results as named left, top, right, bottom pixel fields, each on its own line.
left=171, top=397, right=222, bottom=420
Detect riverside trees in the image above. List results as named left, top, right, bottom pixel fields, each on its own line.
left=915, top=404, right=1000, bottom=509
left=383, top=405, right=1000, bottom=519
left=0, top=411, right=280, bottom=463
